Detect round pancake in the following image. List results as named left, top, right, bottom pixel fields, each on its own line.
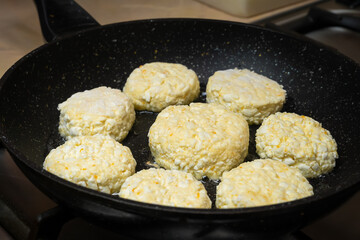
left=119, top=168, right=211, bottom=208
left=58, top=86, right=135, bottom=142
left=216, top=159, right=314, bottom=208
left=43, top=135, right=136, bottom=194
left=256, top=112, right=338, bottom=178
left=206, top=68, right=286, bottom=124
left=123, top=62, right=200, bottom=112
left=148, top=103, right=249, bottom=180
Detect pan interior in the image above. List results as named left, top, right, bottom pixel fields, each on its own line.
left=0, top=19, right=359, bottom=209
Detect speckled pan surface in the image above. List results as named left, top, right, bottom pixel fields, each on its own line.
left=0, top=19, right=360, bottom=220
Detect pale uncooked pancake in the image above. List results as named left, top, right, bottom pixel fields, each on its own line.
left=256, top=112, right=338, bottom=178
left=58, top=86, right=135, bottom=142
left=148, top=103, right=249, bottom=180
left=216, top=159, right=314, bottom=208
left=43, top=135, right=136, bottom=194
left=123, top=62, right=200, bottom=112
left=119, top=168, right=211, bottom=208
left=206, top=68, right=286, bottom=124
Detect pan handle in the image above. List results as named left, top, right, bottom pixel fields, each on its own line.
left=34, top=0, right=100, bottom=42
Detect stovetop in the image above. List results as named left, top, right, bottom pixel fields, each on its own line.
left=1, top=0, right=360, bottom=239
left=262, top=0, right=360, bottom=64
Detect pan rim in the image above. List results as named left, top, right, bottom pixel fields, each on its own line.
left=3, top=136, right=359, bottom=218
left=0, top=17, right=360, bottom=217
left=1, top=17, right=359, bottom=85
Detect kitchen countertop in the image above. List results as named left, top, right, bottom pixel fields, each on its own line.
left=0, top=0, right=359, bottom=239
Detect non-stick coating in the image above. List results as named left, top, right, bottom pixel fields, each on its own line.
left=0, top=19, right=360, bottom=234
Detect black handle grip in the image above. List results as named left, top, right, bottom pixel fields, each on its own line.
left=308, top=7, right=360, bottom=32
left=34, top=0, right=100, bottom=42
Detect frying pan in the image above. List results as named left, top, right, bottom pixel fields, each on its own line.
left=0, top=0, right=359, bottom=239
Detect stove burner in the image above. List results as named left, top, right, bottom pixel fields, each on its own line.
left=265, top=6, right=360, bottom=63
left=337, top=0, right=360, bottom=8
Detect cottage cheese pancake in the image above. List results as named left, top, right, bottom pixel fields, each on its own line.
left=148, top=103, right=249, bottom=180
left=58, top=86, right=135, bottom=141
left=206, top=68, right=286, bottom=124
left=216, top=159, right=314, bottom=208
left=256, top=112, right=338, bottom=178
left=123, top=62, right=200, bottom=112
left=119, top=168, right=211, bottom=208
left=43, top=135, right=136, bottom=194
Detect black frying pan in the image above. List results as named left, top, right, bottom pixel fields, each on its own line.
left=0, top=0, right=359, bottom=239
